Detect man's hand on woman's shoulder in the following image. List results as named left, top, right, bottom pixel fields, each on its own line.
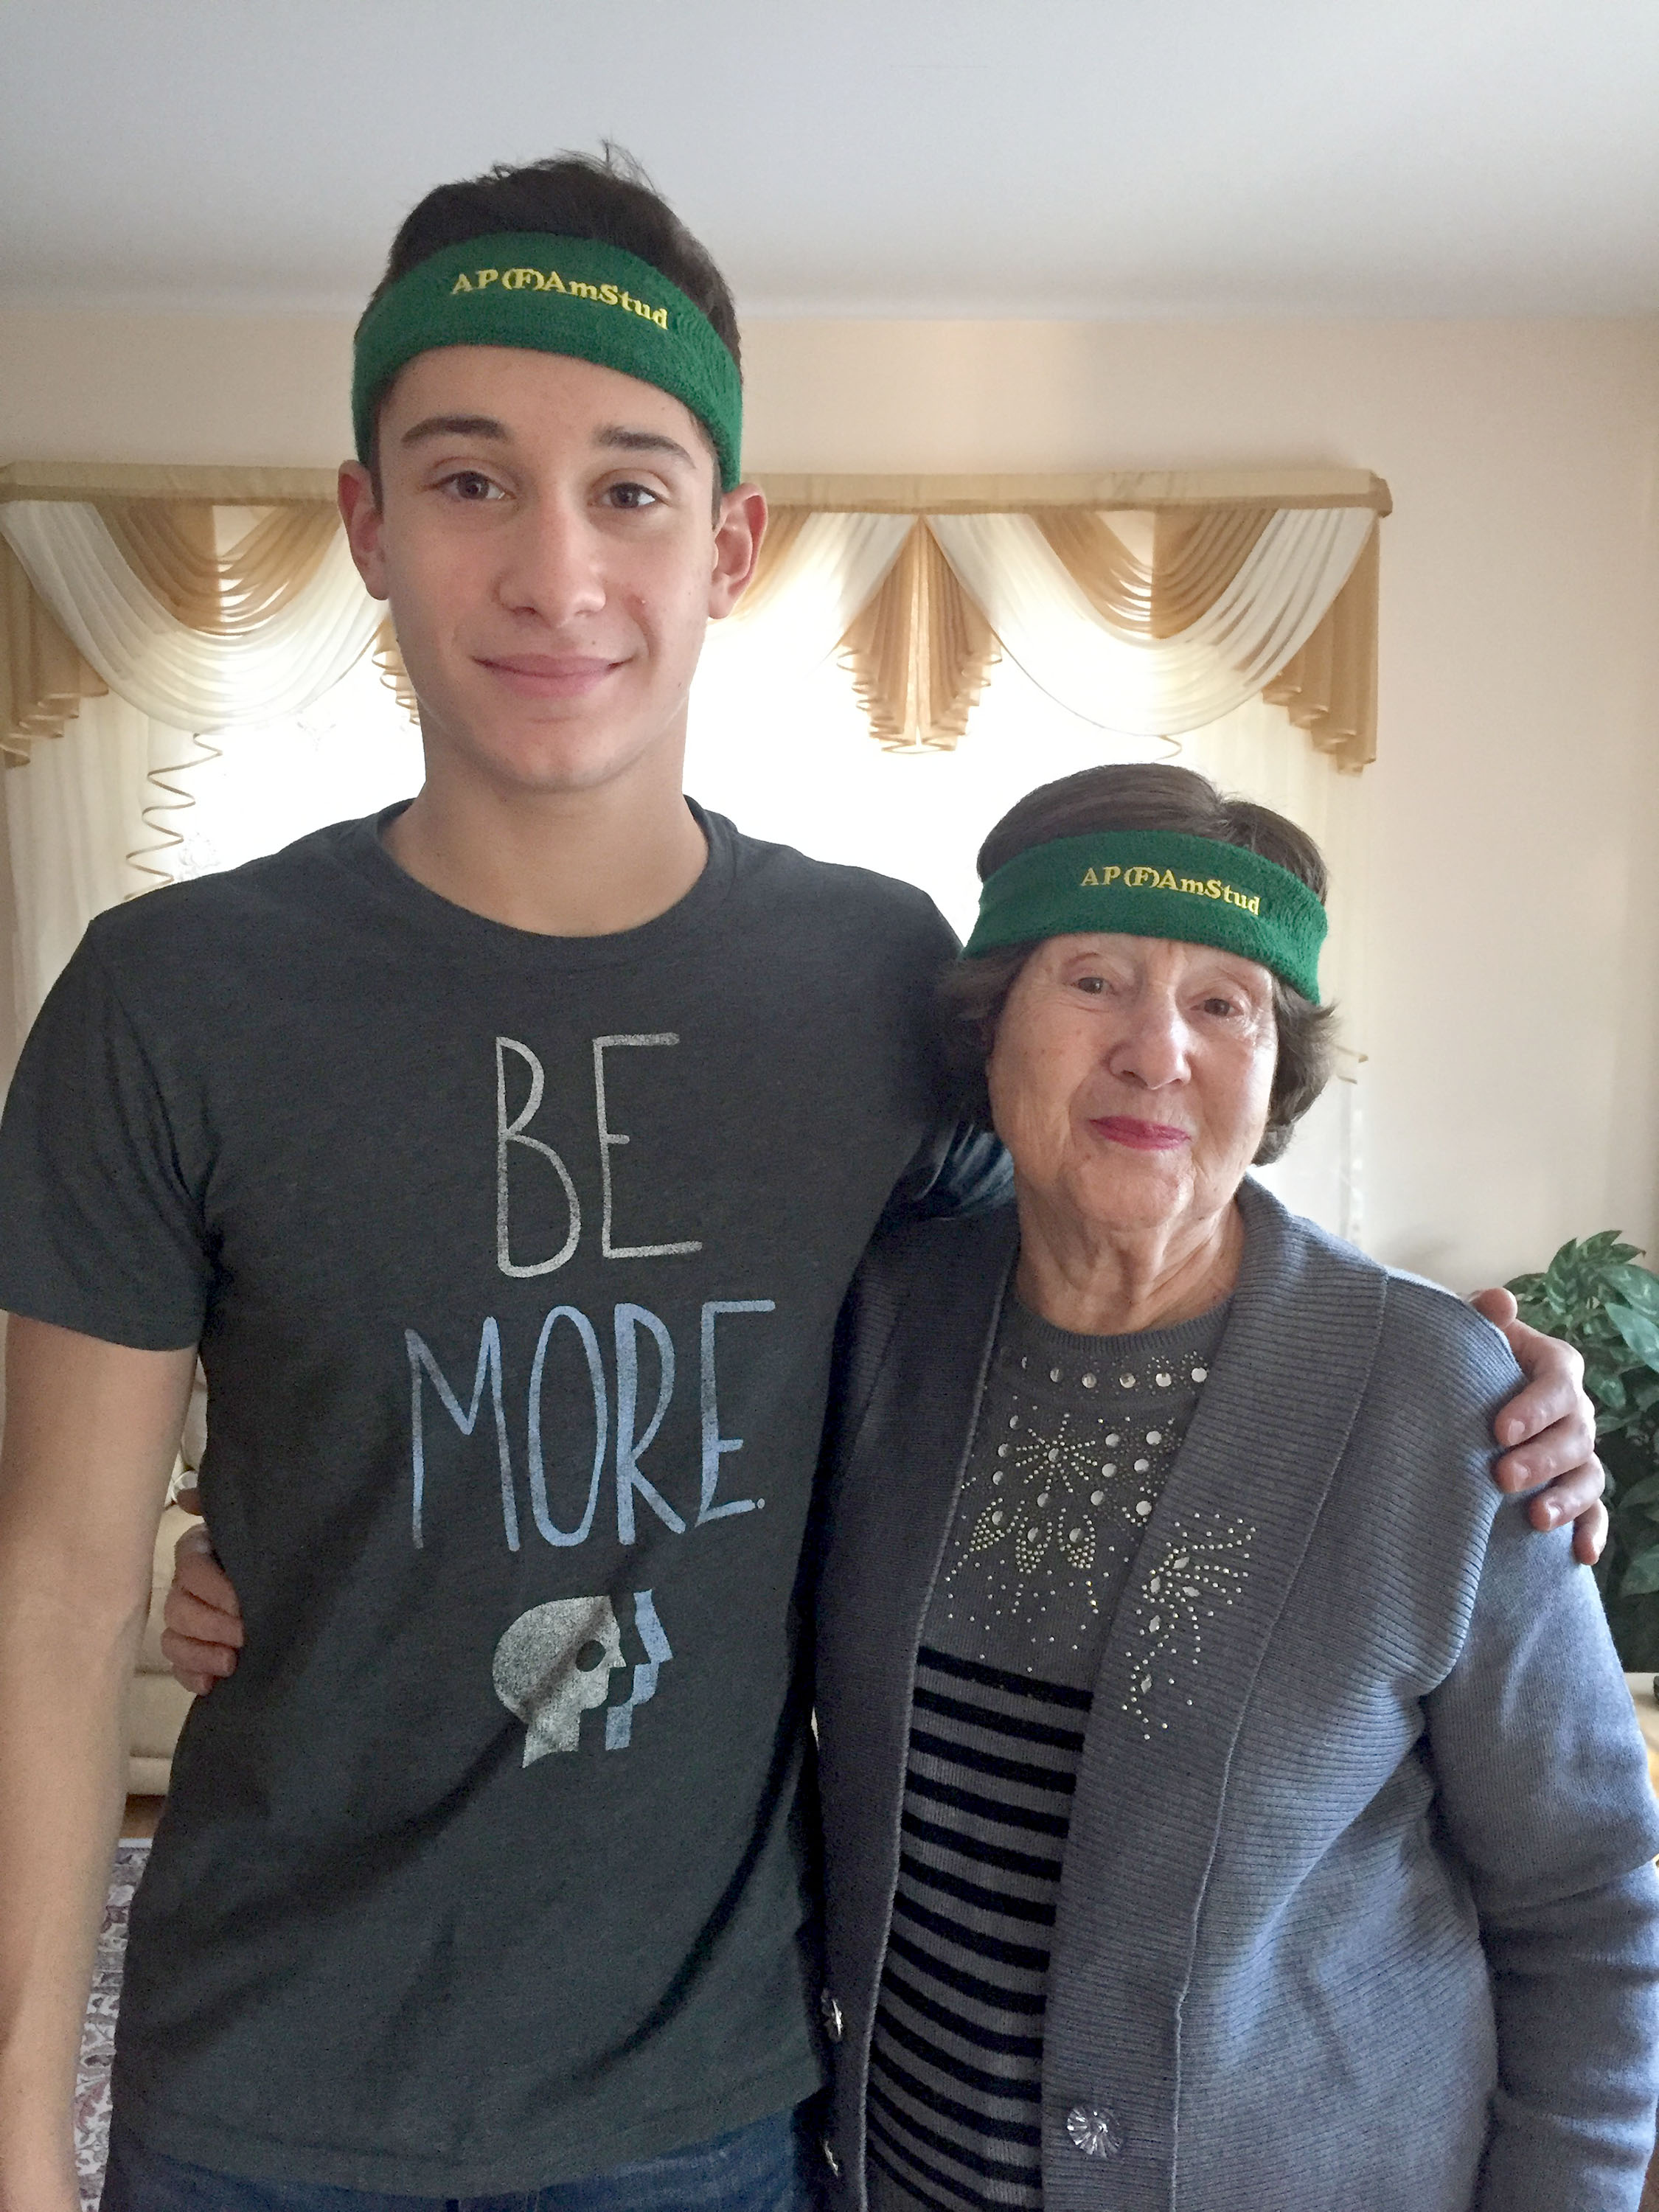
left=1470, top=1286, right=1606, bottom=1564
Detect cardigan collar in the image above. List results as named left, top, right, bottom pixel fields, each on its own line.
left=1040, top=1177, right=1388, bottom=2209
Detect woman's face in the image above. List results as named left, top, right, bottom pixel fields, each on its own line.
left=987, top=933, right=1279, bottom=1241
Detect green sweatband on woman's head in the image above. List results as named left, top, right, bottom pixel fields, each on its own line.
left=961, top=829, right=1327, bottom=1003
left=352, top=233, right=744, bottom=490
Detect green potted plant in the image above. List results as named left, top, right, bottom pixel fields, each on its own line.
left=1507, top=1231, right=1659, bottom=1670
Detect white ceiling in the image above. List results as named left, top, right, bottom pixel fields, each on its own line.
left=3, top=0, right=1657, bottom=319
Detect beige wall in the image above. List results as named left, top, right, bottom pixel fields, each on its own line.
left=4, top=308, right=1658, bottom=1289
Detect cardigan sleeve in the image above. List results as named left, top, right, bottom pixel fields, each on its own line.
left=1425, top=1491, right=1659, bottom=2212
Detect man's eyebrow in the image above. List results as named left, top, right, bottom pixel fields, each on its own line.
left=594, top=425, right=698, bottom=468
left=399, top=414, right=510, bottom=448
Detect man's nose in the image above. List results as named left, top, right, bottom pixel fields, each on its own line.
left=498, top=497, right=607, bottom=625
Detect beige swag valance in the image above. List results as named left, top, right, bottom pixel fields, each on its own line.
left=735, top=470, right=1387, bottom=768
left=0, top=462, right=1388, bottom=769
left=0, top=464, right=389, bottom=764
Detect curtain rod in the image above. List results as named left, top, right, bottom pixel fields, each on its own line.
left=1, top=461, right=1392, bottom=518
left=0, top=462, right=341, bottom=504
left=754, top=469, right=1391, bottom=515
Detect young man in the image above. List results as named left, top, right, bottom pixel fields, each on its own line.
left=0, top=153, right=1602, bottom=2212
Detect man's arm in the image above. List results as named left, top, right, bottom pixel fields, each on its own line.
left=0, top=1317, right=194, bottom=2212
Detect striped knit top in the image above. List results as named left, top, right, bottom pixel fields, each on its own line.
left=866, top=1295, right=1228, bottom=2212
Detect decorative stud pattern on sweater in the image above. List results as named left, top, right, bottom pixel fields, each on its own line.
left=1119, top=1512, right=1255, bottom=1740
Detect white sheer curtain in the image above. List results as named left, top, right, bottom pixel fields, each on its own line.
left=1180, top=695, right=1367, bottom=1242
left=929, top=508, right=1375, bottom=737
left=704, top=511, right=914, bottom=672
left=2, top=656, right=424, bottom=1033
left=0, top=502, right=381, bottom=731
left=0, top=498, right=391, bottom=1039
left=687, top=633, right=1368, bottom=1243
left=3, top=692, right=209, bottom=1024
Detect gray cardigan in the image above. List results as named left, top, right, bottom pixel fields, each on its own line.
left=812, top=1180, right=1659, bottom=2212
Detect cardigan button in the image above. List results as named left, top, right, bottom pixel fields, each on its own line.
left=819, top=1988, right=844, bottom=2041
left=1065, top=2103, right=1124, bottom=2157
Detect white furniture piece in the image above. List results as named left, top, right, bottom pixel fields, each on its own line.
left=125, top=1368, right=208, bottom=1797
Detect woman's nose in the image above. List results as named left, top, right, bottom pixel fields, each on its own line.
left=1109, top=998, right=1189, bottom=1088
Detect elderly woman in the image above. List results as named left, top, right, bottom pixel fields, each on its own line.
left=813, top=764, right=1659, bottom=2212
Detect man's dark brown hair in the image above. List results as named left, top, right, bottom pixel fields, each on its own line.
left=361, top=145, right=740, bottom=501
left=942, top=762, right=1338, bottom=1165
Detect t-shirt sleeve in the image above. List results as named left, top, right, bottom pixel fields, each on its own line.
left=880, top=1121, right=1014, bottom=1226
left=0, top=932, right=209, bottom=1350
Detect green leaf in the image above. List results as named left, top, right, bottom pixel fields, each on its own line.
left=1619, top=1472, right=1659, bottom=1509
left=1607, top=1301, right=1659, bottom=1371
left=1607, top=1264, right=1659, bottom=1318
left=1621, top=1544, right=1659, bottom=1596
left=1585, top=1230, right=1641, bottom=1262
left=1591, top=1369, right=1630, bottom=1416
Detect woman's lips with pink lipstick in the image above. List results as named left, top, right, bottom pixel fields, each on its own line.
left=478, top=653, right=619, bottom=698
left=1090, top=1116, right=1191, bottom=1151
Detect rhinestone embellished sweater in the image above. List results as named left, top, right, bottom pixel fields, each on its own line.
left=818, top=1190, right=1659, bottom=2212
left=867, top=1295, right=1228, bottom=2212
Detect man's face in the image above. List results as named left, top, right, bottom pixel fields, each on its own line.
left=339, top=345, right=762, bottom=799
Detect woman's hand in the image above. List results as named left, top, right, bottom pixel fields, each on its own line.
left=1470, top=1287, right=1607, bottom=1565
left=159, top=1492, right=244, bottom=1694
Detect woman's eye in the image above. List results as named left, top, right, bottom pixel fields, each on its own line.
left=1201, top=996, right=1239, bottom=1018
left=1074, top=975, right=1106, bottom=995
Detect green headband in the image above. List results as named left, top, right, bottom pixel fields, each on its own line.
left=352, top=233, right=743, bottom=490
left=961, top=829, right=1327, bottom=1002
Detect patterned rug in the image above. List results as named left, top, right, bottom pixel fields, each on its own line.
left=76, top=1840, right=148, bottom=2212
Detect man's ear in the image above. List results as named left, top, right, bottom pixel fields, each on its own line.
left=708, top=484, right=769, bottom=620
left=338, top=461, right=390, bottom=602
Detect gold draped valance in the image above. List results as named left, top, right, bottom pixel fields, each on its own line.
left=0, top=536, right=106, bottom=765
left=741, top=471, right=1387, bottom=767
left=0, top=462, right=1388, bottom=768
left=94, top=503, right=340, bottom=635
left=840, top=523, right=1001, bottom=753
left=0, top=464, right=400, bottom=757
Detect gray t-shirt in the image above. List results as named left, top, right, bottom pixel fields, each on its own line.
left=868, top=1296, right=1230, bottom=2212
left=0, top=803, right=993, bottom=2194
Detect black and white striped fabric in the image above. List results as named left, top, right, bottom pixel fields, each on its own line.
left=866, top=1647, right=1088, bottom=2211
left=865, top=1298, right=1227, bottom=2212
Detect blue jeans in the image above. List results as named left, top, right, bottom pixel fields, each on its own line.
left=100, top=2107, right=822, bottom=2212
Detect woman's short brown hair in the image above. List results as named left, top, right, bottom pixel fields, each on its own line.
left=942, top=762, right=1337, bottom=1166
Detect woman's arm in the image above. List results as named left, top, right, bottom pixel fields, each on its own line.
left=1426, top=1494, right=1659, bottom=2211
